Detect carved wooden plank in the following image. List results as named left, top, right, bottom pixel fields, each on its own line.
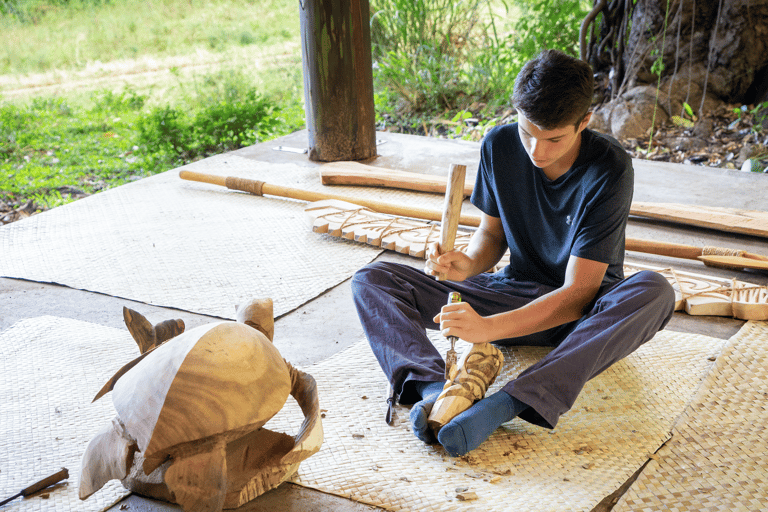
left=305, top=199, right=473, bottom=258
left=624, top=263, right=768, bottom=321
left=320, top=161, right=474, bottom=196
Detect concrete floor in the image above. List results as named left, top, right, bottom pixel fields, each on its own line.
left=2, top=129, right=767, bottom=511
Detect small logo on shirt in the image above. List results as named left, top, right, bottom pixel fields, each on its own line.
left=566, top=215, right=573, bottom=225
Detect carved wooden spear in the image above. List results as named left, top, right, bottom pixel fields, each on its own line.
left=179, top=170, right=768, bottom=271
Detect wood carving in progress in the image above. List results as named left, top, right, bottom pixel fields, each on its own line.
left=305, top=199, right=473, bottom=258
left=305, top=204, right=768, bottom=321
left=427, top=342, right=504, bottom=435
left=625, top=264, right=768, bottom=321
left=78, top=299, right=323, bottom=512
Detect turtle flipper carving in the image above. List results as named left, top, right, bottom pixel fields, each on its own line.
left=427, top=342, right=504, bottom=435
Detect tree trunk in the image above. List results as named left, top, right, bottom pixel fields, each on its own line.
left=584, top=0, right=768, bottom=140
left=300, top=0, right=377, bottom=162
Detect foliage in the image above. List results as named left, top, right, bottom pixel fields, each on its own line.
left=370, top=0, right=590, bottom=127
left=671, top=102, right=696, bottom=129
left=511, top=0, right=588, bottom=60
left=0, top=79, right=304, bottom=210
left=138, top=89, right=301, bottom=159
left=732, top=101, right=768, bottom=137
left=1, top=92, right=149, bottom=209
left=370, top=0, right=489, bottom=112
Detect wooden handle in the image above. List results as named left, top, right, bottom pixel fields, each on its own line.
left=625, top=239, right=704, bottom=260
left=180, top=169, right=482, bottom=227
left=437, top=164, right=467, bottom=280
left=22, top=468, right=69, bottom=497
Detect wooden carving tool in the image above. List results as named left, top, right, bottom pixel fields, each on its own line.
left=436, top=163, right=467, bottom=281
left=319, top=162, right=768, bottom=239
left=0, top=468, right=69, bottom=506
left=179, top=171, right=768, bottom=271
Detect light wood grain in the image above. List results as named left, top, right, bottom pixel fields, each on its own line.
left=437, top=164, right=467, bottom=281
left=427, top=342, right=504, bottom=434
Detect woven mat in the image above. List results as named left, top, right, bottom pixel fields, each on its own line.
left=0, top=155, right=447, bottom=319
left=266, top=329, right=726, bottom=512
left=0, top=317, right=140, bottom=512
left=613, top=320, right=768, bottom=512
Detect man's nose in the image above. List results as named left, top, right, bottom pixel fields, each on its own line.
left=530, top=138, right=544, bottom=158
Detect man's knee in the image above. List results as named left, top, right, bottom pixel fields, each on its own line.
left=628, top=270, right=676, bottom=323
left=352, top=261, right=393, bottom=291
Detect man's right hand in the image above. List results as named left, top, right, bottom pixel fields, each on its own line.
left=424, top=242, right=473, bottom=281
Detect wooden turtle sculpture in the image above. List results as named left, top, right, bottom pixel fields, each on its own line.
left=78, top=299, right=323, bottom=512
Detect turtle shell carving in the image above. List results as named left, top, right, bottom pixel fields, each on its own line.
left=113, top=321, right=292, bottom=473
left=79, top=300, right=323, bottom=512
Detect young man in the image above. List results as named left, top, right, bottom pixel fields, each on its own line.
left=351, top=49, right=676, bottom=457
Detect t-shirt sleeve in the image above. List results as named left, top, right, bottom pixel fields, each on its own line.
left=470, top=130, right=501, bottom=218
left=571, top=152, right=633, bottom=266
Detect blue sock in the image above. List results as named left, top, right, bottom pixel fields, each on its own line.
left=409, top=381, right=445, bottom=444
left=437, top=390, right=527, bottom=457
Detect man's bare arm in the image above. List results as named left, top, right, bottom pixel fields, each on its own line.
left=437, top=254, right=608, bottom=343
left=425, top=213, right=507, bottom=281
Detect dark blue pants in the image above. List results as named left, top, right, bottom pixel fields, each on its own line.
left=351, top=262, right=676, bottom=429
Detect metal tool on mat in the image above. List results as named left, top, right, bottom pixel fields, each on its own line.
left=0, top=468, right=69, bottom=507
left=444, top=291, right=462, bottom=379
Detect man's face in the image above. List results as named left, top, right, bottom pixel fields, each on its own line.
left=517, top=112, right=591, bottom=179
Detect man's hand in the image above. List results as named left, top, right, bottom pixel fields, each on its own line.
left=423, top=242, right=473, bottom=282
left=433, top=300, right=492, bottom=344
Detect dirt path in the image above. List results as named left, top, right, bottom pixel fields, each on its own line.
left=0, top=41, right=302, bottom=101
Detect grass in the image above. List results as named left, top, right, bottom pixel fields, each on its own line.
left=0, top=0, right=298, bottom=75
left=0, top=75, right=305, bottom=211
left=1, top=0, right=305, bottom=214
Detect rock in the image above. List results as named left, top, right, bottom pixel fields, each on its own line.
left=671, top=136, right=707, bottom=152
left=591, top=85, right=670, bottom=140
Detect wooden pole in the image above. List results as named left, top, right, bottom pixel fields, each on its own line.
left=299, top=0, right=377, bottom=162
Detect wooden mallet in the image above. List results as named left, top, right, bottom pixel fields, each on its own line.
left=436, top=163, right=467, bottom=281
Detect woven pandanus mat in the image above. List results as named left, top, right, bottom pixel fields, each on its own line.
left=266, top=329, right=726, bottom=512
left=0, top=317, right=139, bottom=512
left=613, top=320, right=768, bottom=512
left=0, top=155, right=450, bottom=319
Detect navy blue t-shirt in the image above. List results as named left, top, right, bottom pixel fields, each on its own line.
left=470, top=123, right=633, bottom=288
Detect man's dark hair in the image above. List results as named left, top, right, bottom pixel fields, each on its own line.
left=512, top=49, right=594, bottom=130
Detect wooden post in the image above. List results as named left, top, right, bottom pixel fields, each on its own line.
left=299, top=0, right=377, bottom=162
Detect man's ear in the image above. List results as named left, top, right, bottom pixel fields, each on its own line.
left=578, top=111, right=592, bottom=132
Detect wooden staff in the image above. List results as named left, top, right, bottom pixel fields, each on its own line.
left=179, top=170, right=768, bottom=271
left=437, top=164, right=467, bottom=281
left=178, top=170, right=478, bottom=225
